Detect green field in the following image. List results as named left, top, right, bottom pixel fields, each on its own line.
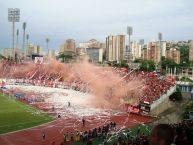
left=0, top=93, right=54, bottom=134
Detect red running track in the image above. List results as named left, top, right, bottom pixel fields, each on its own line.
left=0, top=113, right=153, bottom=145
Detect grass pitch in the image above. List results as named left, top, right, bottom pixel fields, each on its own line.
left=0, top=93, right=53, bottom=134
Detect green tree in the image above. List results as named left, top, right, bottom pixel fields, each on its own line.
left=134, top=59, right=155, bottom=71
left=58, top=53, right=73, bottom=62
left=182, top=102, right=193, bottom=119
left=0, top=54, right=6, bottom=60
left=161, top=57, right=179, bottom=70
left=169, top=87, right=183, bottom=101
left=179, top=46, right=189, bottom=66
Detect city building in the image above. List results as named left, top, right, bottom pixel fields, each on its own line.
left=189, top=40, right=193, bottom=61
left=78, top=39, right=105, bottom=62
left=130, top=41, right=142, bottom=60
left=141, top=41, right=166, bottom=64
left=79, top=39, right=101, bottom=49
left=166, top=48, right=180, bottom=64
left=86, top=48, right=103, bottom=63
left=76, top=47, right=86, bottom=56
left=3, top=48, right=13, bottom=58
left=106, top=35, right=125, bottom=62
left=159, top=41, right=167, bottom=57
left=47, top=49, right=55, bottom=59
left=142, top=42, right=160, bottom=64
left=27, top=44, right=41, bottom=56
left=3, top=48, right=22, bottom=59
left=59, top=39, right=76, bottom=56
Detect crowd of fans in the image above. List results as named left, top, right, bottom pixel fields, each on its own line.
left=142, top=72, right=176, bottom=103
left=59, top=119, right=192, bottom=145
left=110, top=119, right=193, bottom=145
left=51, top=119, right=193, bottom=145
left=3, top=67, right=176, bottom=102
left=58, top=121, right=117, bottom=145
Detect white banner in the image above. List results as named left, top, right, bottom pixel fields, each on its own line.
left=35, top=57, right=43, bottom=64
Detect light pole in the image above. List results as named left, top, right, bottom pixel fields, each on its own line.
left=46, top=38, right=50, bottom=56
left=16, top=29, right=19, bottom=61
left=127, top=26, right=133, bottom=62
left=26, top=34, right=29, bottom=59
left=22, top=22, right=27, bottom=59
left=16, top=29, right=19, bottom=49
left=8, top=8, right=20, bottom=61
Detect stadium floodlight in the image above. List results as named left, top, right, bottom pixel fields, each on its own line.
left=26, top=34, right=29, bottom=57
left=46, top=38, right=50, bottom=55
left=127, top=26, right=133, bottom=35
left=139, top=39, right=144, bottom=46
left=22, top=22, right=27, bottom=59
left=126, top=26, right=133, bottom=62
left=16, top=29, right=19, bottom=49
left=158, top=32, right=162, bottom=41
left=8, top=8, right=20, bottom=61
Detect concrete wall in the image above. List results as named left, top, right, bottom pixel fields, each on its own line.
left=150, top=86, right=176, bottom=116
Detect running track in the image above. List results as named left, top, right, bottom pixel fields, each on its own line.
left=0, top=113, right=153, bottom=145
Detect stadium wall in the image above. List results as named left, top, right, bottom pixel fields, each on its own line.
left=150, top=85, right=176, bottom=116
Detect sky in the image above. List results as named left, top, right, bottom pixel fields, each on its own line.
left=0, top=0, right=193, bottom=52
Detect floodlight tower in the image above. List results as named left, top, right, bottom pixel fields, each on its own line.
left=26, top=34, right=29, bottom=58
left=127, top=26, right=133, bottom=62
left=158, top=32, right=162, bottom=70
left=16, top=29, right=19, bottom=49
left=8, top=8, right=20, bottom=61
left=22, top=22, right=27, bottom=59
left=46, top=38, right=50, bottom=56
left=16, top=29, right=19, bottom=61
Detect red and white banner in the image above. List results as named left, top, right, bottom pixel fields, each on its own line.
left=35, top=57, right=43, bottom=64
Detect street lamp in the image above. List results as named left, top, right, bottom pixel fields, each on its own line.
left=8, top=8, right=20, bottom=61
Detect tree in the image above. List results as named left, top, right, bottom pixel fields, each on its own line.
left=179, top=46, right=189, bottom=66
left=182, top=102, right=193, bottom=119
left=58, top=53, right=73, bottom=62
left=161, top=57, right=179, bottom=70
left=0, top=54, right=6, bottom=60
left=169, top=87, right=182, bottom=101
left=134, top=59, right=155, bottom=71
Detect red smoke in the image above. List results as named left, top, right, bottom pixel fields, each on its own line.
left=0, top=59, right=143, bottom=109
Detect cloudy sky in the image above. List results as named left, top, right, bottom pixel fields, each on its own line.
left=0, top=0, right=193, bottom=51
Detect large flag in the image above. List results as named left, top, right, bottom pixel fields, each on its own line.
left=35, top=57, right=43, bottom=64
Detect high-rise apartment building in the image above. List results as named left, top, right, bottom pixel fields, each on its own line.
left=59, top=39, right=76, bottom=56
left=3, top=48, right=22, bottom=58
left=47, top=49, right=55, bottom=59
left=106, top=35, right=125, bottom=62
left=78, top=39, right=104, bottom=62
left=130, top=41, right=142, bottom=60
left=27, top=44, right=41, bottom=56
left=166, top=48, right=180, bottom=64
left=141, top=41, right=167, bottom=64
left=189, top=40, right=193, bottom=61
